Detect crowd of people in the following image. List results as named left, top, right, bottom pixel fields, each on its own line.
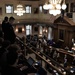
left=0, top=16, right=37, bottom=75
left=0, top=16, right=48, bottom=75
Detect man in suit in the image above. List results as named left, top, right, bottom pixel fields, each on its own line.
left=2, top=16, right=16, bottom=44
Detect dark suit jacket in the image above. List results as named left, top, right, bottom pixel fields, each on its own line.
left=2, top=22, right=16, bottom=43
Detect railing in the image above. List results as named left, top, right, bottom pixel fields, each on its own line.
left=16, top=36, right=73, bottom=75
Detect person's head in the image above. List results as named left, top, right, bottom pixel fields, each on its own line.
left=9, top=16, right=15, bottom=24
left=4, top=16, right=8, bottom=22
left=7, top=44, right=20, bottom=53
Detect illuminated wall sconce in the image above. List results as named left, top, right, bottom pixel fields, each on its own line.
left=43, top=27, right=48, bottom=33
left=45, top=29, right=48, bottom=33
left=15, top=27, right=25, bottom=33
left=43, top=29, right=45, bottom=32
left=15, top=28, right=18, bottom=32
left=22, top=28, right=25, bottom=32
left=74, top=43, right=75, bottom=46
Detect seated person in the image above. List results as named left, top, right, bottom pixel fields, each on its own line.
left=7, top=44, right=28, bottom=65
left=1, top=51, right=26, bottom=75
left=5, top=44, right=36, bottom=75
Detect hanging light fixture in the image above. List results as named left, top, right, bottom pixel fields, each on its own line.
left=43, top=0, right=67, bottom=16
left=14, top=4, right=25, bottom=16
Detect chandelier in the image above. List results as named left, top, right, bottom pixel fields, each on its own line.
left=43, top=0, right=67, bottom=16
left=14, top=4, right=25, bottom=16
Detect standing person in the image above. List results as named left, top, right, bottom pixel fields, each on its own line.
left=2, top=16, right=9, bottom=39
left=2, top=16, right=16, bottom=44
left=64, top=55, right=67, bottom=68
left=8, top=16, right=16, bottom=43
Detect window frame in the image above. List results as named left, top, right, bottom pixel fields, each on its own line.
left=26, top=25, right=32, bottom=35
left=25, top=5, right=32, bottom=14
left=39, top=5, right=43, bottom=13
left=5, top=4, right=14, bottom=14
